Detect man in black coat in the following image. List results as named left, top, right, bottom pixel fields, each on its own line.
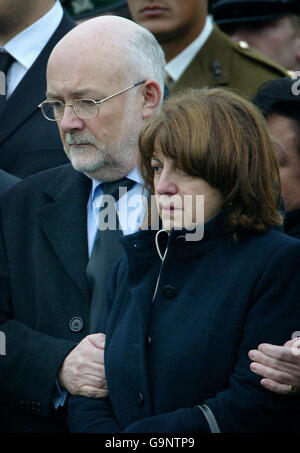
left=0, top=15, right=164, bottom=432
left=0, top=0, right=75, bottom=178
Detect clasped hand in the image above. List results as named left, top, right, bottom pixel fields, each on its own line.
left=58, top=333, right=108, bottom=398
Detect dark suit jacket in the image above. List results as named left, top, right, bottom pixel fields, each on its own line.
left=0, top=12, right=75, bottom=179
left=172, top=25, right=288, bottom=99
left=68, top=217, right=300, bottom=433
left=0, top=164, right=92, bottom=432
left=0, top=169, right=19, bottom=194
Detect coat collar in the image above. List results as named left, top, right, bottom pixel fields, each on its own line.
left=120, top=213, right=230, bottom=285
left=36, top=164, right=92, bottom=296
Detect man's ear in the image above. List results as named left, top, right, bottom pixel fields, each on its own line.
left=141, top=79, right=162, bottom=119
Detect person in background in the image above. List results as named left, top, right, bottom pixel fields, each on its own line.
left=61, top=0, right=131, bottom=23
left=252, top=76, right=300, bottom=239
left=0, top=0, right=75, bottom=178
left=212, top=0, right=300, bottom=72
left=0, top=15, right=164, bottom=433
left=249, top=76, right=300, bottom=396
left=127, top=0, right=289, bottom=98
left=68, top=88, right=300, bottom=433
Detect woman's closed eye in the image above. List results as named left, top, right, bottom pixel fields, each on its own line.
left=151, top=158, right=163, bottom=174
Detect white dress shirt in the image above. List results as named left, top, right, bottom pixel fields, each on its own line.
left=1, top=0, right=63, bottom=97
left=87, top=167, right=146, bottom=256
left=165, top=15, right=213, bottom=83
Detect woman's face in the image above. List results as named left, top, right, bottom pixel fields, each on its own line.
left=151, top=147, right=223, bottom=231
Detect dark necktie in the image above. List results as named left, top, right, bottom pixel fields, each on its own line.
left=86, top=177, right=135, bottom=333
left=0, top=51, right=14, bottom=116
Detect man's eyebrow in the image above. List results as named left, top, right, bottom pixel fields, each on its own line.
left=46, top=92, right=60, bottom=99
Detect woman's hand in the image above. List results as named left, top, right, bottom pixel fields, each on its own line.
left=248, top=338, right=300, bottom=395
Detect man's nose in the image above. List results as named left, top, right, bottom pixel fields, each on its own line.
left=59, top=105, right=85, bottom=133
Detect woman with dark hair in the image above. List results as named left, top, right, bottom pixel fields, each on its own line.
left=68, top=88, right=300, bottom=433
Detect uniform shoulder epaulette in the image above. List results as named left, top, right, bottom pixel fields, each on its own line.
left=231, top=38, right=289, bottom=76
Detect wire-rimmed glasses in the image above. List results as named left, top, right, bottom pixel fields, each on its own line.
left=38, top=80, right=146, bottom=121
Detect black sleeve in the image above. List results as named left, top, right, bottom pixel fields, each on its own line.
left=0, top=209, right=76, bottom=416
left=200, top=241, right=300, bottom=433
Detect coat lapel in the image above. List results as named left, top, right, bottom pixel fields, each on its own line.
left=0, top=12, right=74, bottom=142
left=36, top=165, right=92, bottom=297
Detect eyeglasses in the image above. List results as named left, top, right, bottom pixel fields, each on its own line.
left=38, top=80, right=146, bottom=121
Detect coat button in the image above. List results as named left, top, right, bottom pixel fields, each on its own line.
left=162, top=285, right=176, bottom=300
left=69, top=317, right=84, bottom=332
left=146, top=336, right=152, bottom=346
left=137, top=392, right=144, bottom=407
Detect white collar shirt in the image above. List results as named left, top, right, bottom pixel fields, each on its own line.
left=165, top=15, right=213, bottom=83
left=87, top=167, right=146, bottom=256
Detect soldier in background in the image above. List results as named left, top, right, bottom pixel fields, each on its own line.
left=61, top=0, right=130, bottom=23
left=127, top=0, right=289, bottom=98
left=212, top=0, right=300, bottom=71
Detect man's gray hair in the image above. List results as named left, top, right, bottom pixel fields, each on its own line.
left=123, top=25, right=166, bottom=102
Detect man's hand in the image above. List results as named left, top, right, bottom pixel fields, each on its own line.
left=58, top=333, right=108, bottom=398
left=248, top=338, right=300, bottom=395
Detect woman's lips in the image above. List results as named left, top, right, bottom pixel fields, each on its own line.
left=161, top=206, right=179, bottom=212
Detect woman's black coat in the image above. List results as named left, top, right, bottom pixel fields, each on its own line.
left=68, top=215, right=300, bottom=432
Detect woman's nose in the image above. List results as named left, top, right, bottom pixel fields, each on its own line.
left=155, top=170, right=178, bottom=195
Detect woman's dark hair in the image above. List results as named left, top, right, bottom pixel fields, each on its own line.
left=138, top=87, right=282, bottom=234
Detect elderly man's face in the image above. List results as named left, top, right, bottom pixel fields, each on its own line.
left=46, top=46, right=144, bottom=182
left=268, top=113, right=300, bottom=212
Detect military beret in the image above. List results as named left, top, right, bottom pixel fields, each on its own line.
left=60, top=0, right=128, bottom=20
left=212, top=0, right=300, bottom=24
left=252, top=77, right=300, bottom=116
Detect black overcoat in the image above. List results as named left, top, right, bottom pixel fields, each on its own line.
left=0, top=164, right=92, bottom=432
left=68, top=216, right=300, bottom=433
